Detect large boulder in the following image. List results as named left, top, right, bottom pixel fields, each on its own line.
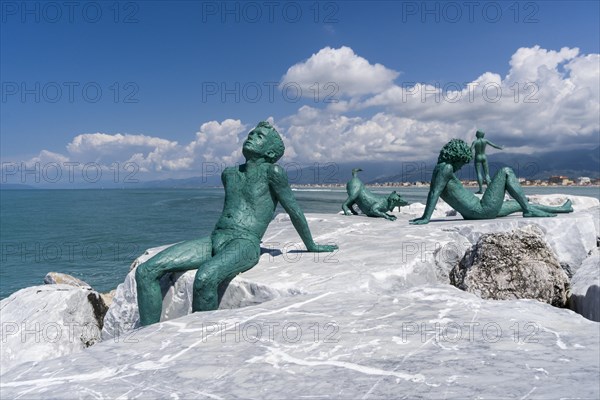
left=450, top=225, right=570, bottom=306
left=0, top=285, right=108, bottom=374
left=569, top=248, right=600, bottom=321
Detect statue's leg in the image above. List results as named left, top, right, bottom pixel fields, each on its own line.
left=497, top=199, right=573, bottom=217
left=483, top=167, right=556, bottom=218
left=496, top=200, right=524, bottom=217
left=370, top=209, right=396, bottom=220
left=342, top=195, right=358, bottom=215
left=483, top=159, right=491, bottom=184
left=192, top=237, right=260, bottom=312
left=481, top=167, right=527, bottom=217
left=343, top=189, right=360, bottom=215
left=136, top=237, right=213, bottom=326
left=475, top=162, right=484, bottom=193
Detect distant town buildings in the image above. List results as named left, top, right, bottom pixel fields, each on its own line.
left=548, top=176, right=570, bottom=185
left=290, top=175, right=600, bottom=189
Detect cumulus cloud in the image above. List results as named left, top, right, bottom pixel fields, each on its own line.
left=14, top=45, right=599, bottom=179
left=65, top=133, right=181, bottom=172
left=349, top=45, right=599, bottom=153
left=19, top=120, right=253, bottom=176
left=24, top=150, right=69, bottom=167
left=280, top=46, right=400, bottom=98
left=280, top=106, right=471, bottom=163
left=185, top=119, right=247, bottom=166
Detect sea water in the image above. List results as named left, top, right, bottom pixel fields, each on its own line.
left=1, top=186, right=598, bottom=299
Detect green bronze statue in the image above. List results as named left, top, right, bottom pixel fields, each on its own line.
left=410, top=139, right=573, bottom=225
left=136, top=121, right=338, bottom=326
left=471, top=130, right=503, bottom=194
left=342, top=168, right=409, bottom=221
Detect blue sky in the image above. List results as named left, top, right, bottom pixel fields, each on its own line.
left=1, top=1, right=599, bottom=183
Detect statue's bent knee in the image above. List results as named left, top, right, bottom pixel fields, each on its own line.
left=194, top=270, right=218, bottom=290
left=135, top=262, right=158, bottom=285
left=501, top=167, right=513, bottom=175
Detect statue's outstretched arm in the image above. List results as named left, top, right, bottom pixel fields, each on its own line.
left=486, top=139, right=503, bottom=150
left=410, top=164, right=452, bottom=225
left=269, top=165, right=338, bottom=252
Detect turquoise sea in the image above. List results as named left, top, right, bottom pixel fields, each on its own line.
left=1, top=186, right=599, bottom=299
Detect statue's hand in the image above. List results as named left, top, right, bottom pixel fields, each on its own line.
left=308, top=243, right=338, bottom=252
left=409, top=217, right=430, bottom=225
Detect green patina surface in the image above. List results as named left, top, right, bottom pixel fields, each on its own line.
left=410, top=138, right=573, bottom=225
left=136, top=122, right=337, bottom=326
left=471, top=130, right=504, bottom=194
left=342, top=168, right=409, bottom=221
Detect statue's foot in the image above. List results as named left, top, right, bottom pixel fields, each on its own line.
left=523, top=209, right=556, bottom=218
left=562, top=199, right=574, bottom=212
left=476, top=190, right=483, bottom=194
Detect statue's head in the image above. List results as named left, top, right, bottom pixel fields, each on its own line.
left=242, top=121, right=285, bottom=163
left=387, top=191, right=409, bottom=210
left=438, top=139, right=473, bottom=170
left=476, top=130, right=485, bottom=138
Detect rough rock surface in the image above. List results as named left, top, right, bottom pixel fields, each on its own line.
left=527, top=193, right=600, bottom=211
left=569, top=247, right=600, bottom=322
left=43, top=272, right=92, bottom=289
left=101, top=269, right=301, bottom=340
left=1, top=194, right=598, bottom=398
left=2, top=286, right=598, bottom=399
left=450, top=226, right=570, bottom=306
left=103, top=196, right=597, bottom=341
left=0, top=285, right=108, bottom=373
left=99, top=289, right=117, bottom=309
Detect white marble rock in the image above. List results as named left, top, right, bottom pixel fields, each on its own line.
left=0, top=285, right=106, bottom=374
left=569, top=247, right=600, bottom=322
left=1, top=286, right=598, bottom=399
left=1, top=194, right=599, bottom=398
left=102, top=196, right=598, bottom=342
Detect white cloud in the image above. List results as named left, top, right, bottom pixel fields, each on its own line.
left=16, top=45, right=600, bottom=179
left=280, top=106, right=472, bottom=163
left=346, top=45, right=599, bottom=153
left=280, top=46, right=400, bottom=98
left=24, top=150, right=69, bottom=167
left=65, top=133, right=181, bottom=171
left=185, top=119, right=247, bottom=165
left=19, top=119, right=252, bottom=175
left=506, top=46, right=580, bottom=83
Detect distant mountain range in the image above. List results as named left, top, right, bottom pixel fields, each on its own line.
left=138, top=146, right=600, bottom=188
left=3, top=147, right=598, bottom=189
left=368, top=146, right=600, bottom=184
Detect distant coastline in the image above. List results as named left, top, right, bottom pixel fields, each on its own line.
left=291, top=182, right=600, bottom=189
left=0, top=183, right=35, bottom=190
